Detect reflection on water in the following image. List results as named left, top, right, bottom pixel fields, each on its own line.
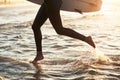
left=0, top=2, right=120, bottom=80
left=0, top=55, right=120, bottom=80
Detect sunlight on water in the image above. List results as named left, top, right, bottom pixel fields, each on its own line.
left=0, top=0, right=120, bottom=79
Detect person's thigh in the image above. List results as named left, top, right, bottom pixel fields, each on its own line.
left=44, top=0, right=62, bottom=11
left=44, top=0, right=63, bottom=28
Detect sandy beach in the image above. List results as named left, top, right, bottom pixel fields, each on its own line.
left=0, top=0, right=120, bottom=80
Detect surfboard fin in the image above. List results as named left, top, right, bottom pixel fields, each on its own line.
left=74, top=9, right=83, bottom=14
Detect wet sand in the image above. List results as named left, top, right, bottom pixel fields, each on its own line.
left=0, top=2, right=120, bottom=80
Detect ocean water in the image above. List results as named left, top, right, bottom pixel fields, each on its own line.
left=0, top=1, right=120, bottom=80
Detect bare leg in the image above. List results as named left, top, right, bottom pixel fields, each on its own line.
left=32, top=3, right=48, bottom=63
left=45, top=0, right=96, bottom=48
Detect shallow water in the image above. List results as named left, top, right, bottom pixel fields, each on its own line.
left=0, top=2, right=120, bottom=80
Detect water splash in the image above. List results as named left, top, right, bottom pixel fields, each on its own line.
left=94, top=48, right=112, bottom=63
left=75, top=47, right=112, bottom=65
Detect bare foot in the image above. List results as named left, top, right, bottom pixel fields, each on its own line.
left=85, top=36, right=96, bottom=48
left=30, top=52, right=44, bottom=64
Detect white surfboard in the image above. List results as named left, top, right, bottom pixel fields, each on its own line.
left=27, top=0, right=102, bottom=13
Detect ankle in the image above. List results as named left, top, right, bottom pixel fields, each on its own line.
left=84, top=36, right=90, bottom=42
left=84, top=36, right=96, bottom=48
left=36, top=51, right=43, bottom=56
